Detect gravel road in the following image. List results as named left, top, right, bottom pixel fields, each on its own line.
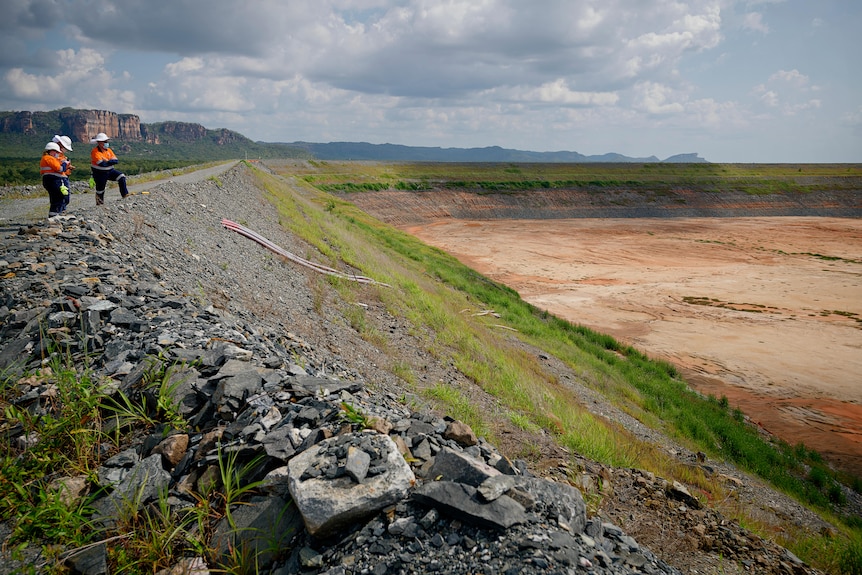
left=0, top=161, right=238, bottom=224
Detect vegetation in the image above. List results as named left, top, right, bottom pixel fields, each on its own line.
left=0, top=107, right=312, bottom=186
left=1, top=159, right=860, bottom=573
left=300, top=160, right=862, bottom=196
left=0, top=157, right=205, bottom=186
left=0, top=345, right=278, bottom=573
left=262, top=160, right=862, bottom=573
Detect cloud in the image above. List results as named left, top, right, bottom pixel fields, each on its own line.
left=632, top=82, right=685, bottom=114
left=3, top=47, right=134, bottom=110
left=1, top=0, right=856, bottom=162
left=47, top=0, right=729, bottom=126
left=35, top=0, right=726, bottom=99
left=742, top=12, right=769, bottom=33
left=756, top=88, right=779, bottom=107
left=768, top=69, right=815, bottom=90
left=752, top=69, right=822, bottom=117
left=497, top=79, right=619, bottom=106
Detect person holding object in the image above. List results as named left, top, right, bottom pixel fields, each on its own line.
left=89, top=132, right=128, bottom=204
left=52, top=134, right=75, bottom=213
left=40, top=142, right=68, bottom=219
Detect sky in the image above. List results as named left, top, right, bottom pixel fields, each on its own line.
left=1, top=0, right=860, bottom=163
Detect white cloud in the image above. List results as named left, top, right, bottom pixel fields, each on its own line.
left=5, top=68, right=48, bottom=99
left=0, top=0, right=858, bottom=162
left=755, top=86, right=780, bottom=107
left=164, top=58, right=206, bottom=77
left=742, top=12, right=769, bottom=33
left=752, top=69, right=823, bottom=117
left=769, top=69, right=810, bottom=88
left=507, top=80, right=619, bottom=106
left=633, top=82, right=686, bottom=114
left=3, top=47, right=134, bottom=110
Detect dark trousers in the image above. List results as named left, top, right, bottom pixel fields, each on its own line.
left=91, top=167, right=129, bottom=198
left=60, top=177, right=71, bottom=212
left=42, top=176, right=64, bottom=217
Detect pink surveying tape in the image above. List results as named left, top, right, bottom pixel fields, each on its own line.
left=221, top=219, right=389, bottom=286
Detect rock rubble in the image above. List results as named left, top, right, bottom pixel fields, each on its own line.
left=0, top=214, right=683, bottom=575
left=0, top=164, right=828, bottom=575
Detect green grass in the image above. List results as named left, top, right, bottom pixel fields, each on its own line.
left=262, top=162, right=859, bottom=505
left=260, top=159, right=861, bottom=573
left=287, top=159, right=862, bottom=197
left=2, top=160, right=860, bottom=574
left=0, top=344, right=279, bottom=573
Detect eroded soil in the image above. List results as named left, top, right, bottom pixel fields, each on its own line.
left=401, top=216, right=862, bottom=478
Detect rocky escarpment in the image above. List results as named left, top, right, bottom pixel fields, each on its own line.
left=0, top=165, right=832, bottom=575
left=0, top=109, right=248, bottom=146
left=58, top=109, right=143, bottom=143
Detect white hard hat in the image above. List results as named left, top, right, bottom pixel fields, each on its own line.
left=53, top=134, right=73, bottom=151
left=91, top=132, right=110, bottom=143
left=45, top=142, right=61, bottom=153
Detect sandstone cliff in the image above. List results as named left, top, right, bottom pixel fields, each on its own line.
left=58, top=108, right=142, bottom=142
left=0, top=108, right=236, bottom=146
left=0, top=111, right=36, bottom=134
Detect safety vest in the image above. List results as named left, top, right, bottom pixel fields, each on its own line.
left=91, top=146, right=118, bottom=171
left=40, top=153, right=64, bottom=178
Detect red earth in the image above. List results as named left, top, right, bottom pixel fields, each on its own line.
left=402, top=216, right=862, bottom=478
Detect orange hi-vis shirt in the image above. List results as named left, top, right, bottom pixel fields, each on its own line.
left=91, top=146, right=118, bottom=171
left=40, top=153, right=65, bottom=179
left=58, top=152, right=73, bottom=176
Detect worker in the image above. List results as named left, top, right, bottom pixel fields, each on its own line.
left=89, top=132, right=128, bottom=204
left=52, top=135, right=75, bottom=213
left=40, top=142, right=68, bottom=219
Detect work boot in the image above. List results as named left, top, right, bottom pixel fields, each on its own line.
left=95, top=193, right=104, bottom=206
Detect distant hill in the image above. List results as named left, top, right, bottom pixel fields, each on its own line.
left=284, top=141, right=708, bottom=163
left=0, top=108, right=310, bottom=162
left=0, top=108, right=708, bottom=163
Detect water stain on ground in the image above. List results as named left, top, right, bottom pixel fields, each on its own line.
left=402, top=216, right=862, bottom=478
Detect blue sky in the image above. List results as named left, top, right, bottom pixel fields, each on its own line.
left=1, top=0, right=859, bottom=162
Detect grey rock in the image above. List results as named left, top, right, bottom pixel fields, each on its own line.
left=260, top=427, right=298, bottom=462
left=64, top=541, right=108, bottom=575
left=213, top=358, right=257, bottom=379
left=211, top=495, right=302, bottom=567
left=92, top=454, right=171, bottom=521
left=515, top=475, right=587, bottom=534
left=345, top=445, right=371, bottom=482
left=411, top=481, right=528, bottom=529
left=0, top=336, right=34, bottom=373
left=292, top=374, right=361, bottom=395
left=668, top=480, right=702, bottom=509
left=427, top=446, right=500, bottom=486
left=287, top=433, right=415, bottom=538
left=109, top=307, right=138, bottom=326
left=477, top=474, right=516, bottom=501
left=212, top=370, right=262, bottom=407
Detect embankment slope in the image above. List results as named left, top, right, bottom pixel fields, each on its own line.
left=341, top=185, right=862, bottom=478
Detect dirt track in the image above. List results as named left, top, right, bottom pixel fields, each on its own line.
left=402, top=216, right=862, bottom=477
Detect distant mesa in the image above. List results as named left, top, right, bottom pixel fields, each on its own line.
left=662, top=153, right=706, bottom=163
left=285, top=141, right=709, bottom=163
left=0, top=108, right=241, bottom=147
left=0, top=108, right=708, bottom=163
